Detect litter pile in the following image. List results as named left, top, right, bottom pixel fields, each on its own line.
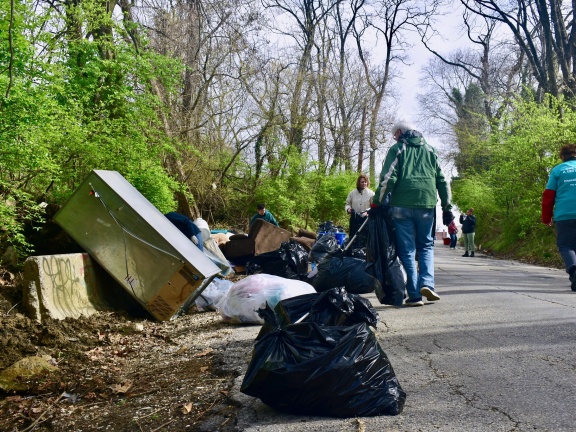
left=2, top=169, right=413, bottom=424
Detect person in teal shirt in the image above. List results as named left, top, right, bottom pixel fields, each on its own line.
left=542, top=143, right=576, bottom=291
left=250, top=203, right=279, bottom=227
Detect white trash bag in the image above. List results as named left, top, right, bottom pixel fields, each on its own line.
left=217, top=274, right=316, bottom=324
left=195, top=278, right=234, bottom=312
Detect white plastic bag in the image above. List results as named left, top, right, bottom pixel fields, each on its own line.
left=195, top=278, right=234, bottom=311
left=194, top=218, right=211, bottom=243
left=217, top=274, right=316, bottom=324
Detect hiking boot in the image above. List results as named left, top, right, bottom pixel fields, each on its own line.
left=470, top=251, right=475, bottom=257
left=404, top=299, right=424, bottom=307
left=462, top=252, right=469, bottom=257
left=420, top=287, right=440, bottom=301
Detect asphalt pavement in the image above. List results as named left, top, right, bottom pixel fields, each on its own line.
left=218, top=242, right=576, bottom=431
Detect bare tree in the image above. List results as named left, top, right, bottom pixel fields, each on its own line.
left=331, top=0, right=366, bottom=171
left=353, top=0, right=438, bottom=181
left=459, top=0, right=576, bottom=100
left=262, top=0, right=343, bottom=152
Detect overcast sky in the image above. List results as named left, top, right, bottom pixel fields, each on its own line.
left=394, top=7, right=467, bottom=134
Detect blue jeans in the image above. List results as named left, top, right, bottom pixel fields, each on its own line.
left=556, top=219, right=576, bottom=273
left=389, top=207, right=435, bottom=302
left=449, top=233, right=457, bottom=248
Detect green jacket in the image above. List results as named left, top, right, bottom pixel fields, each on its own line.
left=373, top=130, right=451, bottom=209
left=250, top=209, right=279, bottom=227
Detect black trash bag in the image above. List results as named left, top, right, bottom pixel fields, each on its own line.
left=317, top=220, right=337, bottom=233
left=365, top=205, right=405, bottom=305
left=245, top=250, right=295, bottom=279
left=282, top=240, right=309, bottom=278
left=348, top=212, right=369, bottom=247
left=313, top=255, right=381, bottom=294
left=246, top=241, right=309, bottom=280
left=309, top=234, right=340, bottom=262
left=256, top=287, right=379, bottom=340
left=348, top=247, right=367, bottom=260
left=241, top=306, right=406, bottom=417
left=256, top=294, right=319, bottom=340
left=387, top=257, right=407, bottom=305
left=308, top=287, right=378, bottom=327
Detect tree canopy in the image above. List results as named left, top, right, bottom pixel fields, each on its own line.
left=1, top=0, right=575, bottom=268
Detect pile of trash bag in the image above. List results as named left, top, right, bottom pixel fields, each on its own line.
left=316, top=220, right=344, bottom=234
left=245, top=240, right=309, bottom=280
left=241, top=288, right=406, bottom=417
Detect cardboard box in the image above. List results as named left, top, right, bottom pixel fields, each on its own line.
left=250, top=219, right=292, bottom=256
left=220, top=220, right=293, bottom=259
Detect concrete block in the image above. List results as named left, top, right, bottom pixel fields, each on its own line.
left=23, top=253, right=134, bottom=322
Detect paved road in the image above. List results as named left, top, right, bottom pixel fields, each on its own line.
left=218, top=243, right=576, bottom=431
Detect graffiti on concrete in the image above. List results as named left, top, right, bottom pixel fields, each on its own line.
left=41, top=255, right=95, bottom=317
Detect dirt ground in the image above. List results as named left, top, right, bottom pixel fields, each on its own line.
left=0, top=266, right=245, bottom=431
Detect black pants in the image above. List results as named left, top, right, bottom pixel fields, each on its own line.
left=349, top=213, right=367, bottom=244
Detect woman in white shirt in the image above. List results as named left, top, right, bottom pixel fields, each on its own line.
left=345, top=174, right=375, bottom=239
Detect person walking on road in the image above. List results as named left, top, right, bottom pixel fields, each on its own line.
left=447, top=215, right=458, bottom=249
left=372, top=120, right=452, bottom=307
left=460, top=208, right=476, bottom=257
left=542, top=143, right=576, bottom=291
left=345, top=174, right=375, bottom=239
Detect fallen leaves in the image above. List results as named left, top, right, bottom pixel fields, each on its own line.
left=85, top=347, right=104, bottom=361
left=0, top=306, right=237, bottom=431
left=109, top=381, right=133, bottom=394
left=193, top=348, right=214, bottom=358
left=182, top=402, right=193, bottom=414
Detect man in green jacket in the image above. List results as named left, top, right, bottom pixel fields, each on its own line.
left=250, top=203, right=279, bottom=228
left=373, top=120, right=451, bottom=307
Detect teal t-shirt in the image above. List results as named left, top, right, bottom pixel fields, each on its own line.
left=546, top=160, right=576, bottom=221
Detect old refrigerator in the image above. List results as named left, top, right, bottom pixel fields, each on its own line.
left=54, top=170, right=221, bottom=320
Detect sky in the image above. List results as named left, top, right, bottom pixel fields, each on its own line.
left=394, top=8, right=467, bottom=143
left=390, top=8, right=470, bottom=226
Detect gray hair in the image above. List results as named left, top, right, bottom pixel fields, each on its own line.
left=391, top=120, right=416, bottom=136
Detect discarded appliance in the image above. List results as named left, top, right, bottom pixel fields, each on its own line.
left=54, top=170, right=221, bottom=320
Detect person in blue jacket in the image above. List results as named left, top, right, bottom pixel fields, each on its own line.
left=250, top=203, right=279, bottom=227
left=164, top=212, right=204, bottom=251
